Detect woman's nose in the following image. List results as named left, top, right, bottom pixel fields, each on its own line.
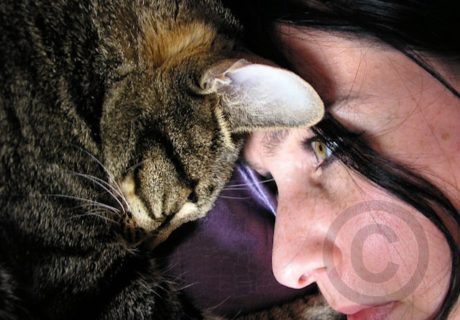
left=271, top=197, right=338, bottom=289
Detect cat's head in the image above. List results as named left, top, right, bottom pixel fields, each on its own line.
left=100, top=52, right=324, bottom=246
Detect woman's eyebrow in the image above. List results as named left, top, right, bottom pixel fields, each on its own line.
left=326, top=94, right=368, bottom=111
left=261, top=130, right=290, bottom=156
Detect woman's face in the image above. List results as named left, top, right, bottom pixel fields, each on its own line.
left=244, top=25, right=460, bottom=319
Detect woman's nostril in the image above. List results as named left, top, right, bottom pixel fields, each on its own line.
left=273, top=262, right=309, bottom=289
left=298, top=274, right=309, bottom=287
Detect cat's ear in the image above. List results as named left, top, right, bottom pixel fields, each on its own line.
left=200, top=59, right=324, bottom=131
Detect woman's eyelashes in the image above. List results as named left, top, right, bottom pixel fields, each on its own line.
left=303, top=136, right=336, bottom=168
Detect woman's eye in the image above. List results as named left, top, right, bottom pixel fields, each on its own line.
left=310, top=139, right=334, bottom=164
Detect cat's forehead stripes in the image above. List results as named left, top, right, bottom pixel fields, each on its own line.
left=139, top=18, right=218, bottom=67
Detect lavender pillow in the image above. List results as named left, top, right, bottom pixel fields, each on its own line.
left=160, top=164, right=314, bottom=316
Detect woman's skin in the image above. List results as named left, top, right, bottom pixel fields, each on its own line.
left=244, top=24, right=460, bottom=319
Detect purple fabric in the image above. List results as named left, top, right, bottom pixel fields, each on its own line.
left=161, top=164, right=314, bottom=316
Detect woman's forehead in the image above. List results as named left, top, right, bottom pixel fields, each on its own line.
left=276, top=24, right=428, bottom=100
left=275, top=23, right=459, bottom=131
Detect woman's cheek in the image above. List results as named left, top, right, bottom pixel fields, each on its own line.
left=321, top=185, right=451, bottom=313
left=337, top=209, right=421, bottom=297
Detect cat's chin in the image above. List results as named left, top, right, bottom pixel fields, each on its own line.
left=149, top=202, right=200, bottom=248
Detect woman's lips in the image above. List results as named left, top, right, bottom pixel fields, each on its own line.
left=345, top=302, right=397, bottom=320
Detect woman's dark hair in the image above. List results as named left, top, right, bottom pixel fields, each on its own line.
left=225, top=0, right=460, bottom=318
left=230, top=0, right=460, bottom=97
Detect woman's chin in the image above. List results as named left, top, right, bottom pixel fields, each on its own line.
left=346, top=301, right=434, bottom=320
left=347, top=302, right=397, bottom=320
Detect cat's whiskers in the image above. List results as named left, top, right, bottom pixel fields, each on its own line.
left=48, top=194, right=121, bottom=214
left=228, top=312, right=243, bottom=320
left=204, top=296, right=232, bottom=313
left=72, top=145, right=115, bottom=181
left=138, top=277, right=163, bottom=299
left=68, top=146, right=133, bottom=216
left=45, top=193, right=121, bottom=225
left=125, top=158, right=151, bottom=174
left=218, top=195, right=252, bottom=200
left=222, top=177, right=275, bottom=191
left=70, top=211, right=119, bottom=225
left=64, top=195, right=122, bottom=223
left=73, top=171, right=122, bottom=196
left=177, top=281, right=199, bottom=291
left=153, top=277, right=196, bottom=299
left=69, top=171, right=127, bottom=210
left=113, top=181, right=132, bottom=212
left=136, top=276, right=152, bottom=292
left=158, top=265, right=195, bottom=288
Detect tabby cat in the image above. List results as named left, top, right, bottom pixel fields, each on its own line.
left=0, top=0, right=334, bottom=319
